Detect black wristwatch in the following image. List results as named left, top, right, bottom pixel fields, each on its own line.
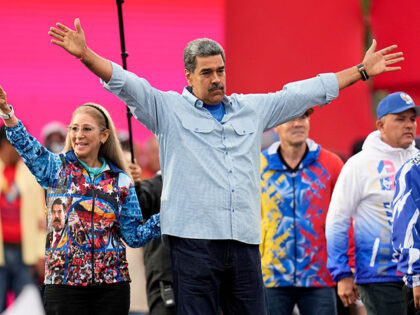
left=357, top=64, right=369, bottom=81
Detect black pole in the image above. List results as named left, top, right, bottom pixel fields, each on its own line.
left=116, top=0, right=135, bottom=163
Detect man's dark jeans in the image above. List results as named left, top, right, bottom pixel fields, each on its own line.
left=265, top=286, right=337, bottom=315
left=357, top=281, right=406, bottom=315
left=168, top=236, right=267, bottom=315
left=403, top=285, right=420, bottom=315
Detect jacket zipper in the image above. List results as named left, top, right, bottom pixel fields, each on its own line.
left=89, top=169, right=114, bottom=285
left=90, top=175, right=96, bottom=285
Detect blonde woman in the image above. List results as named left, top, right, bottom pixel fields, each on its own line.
left=0, top=86, right=160, bottom=315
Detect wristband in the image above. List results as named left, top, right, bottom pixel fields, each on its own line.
left=357, top=63, right=369, bottom=81
left=0, top=104, right=14, bottom=120
left=78, top=45, right=88, bottom=61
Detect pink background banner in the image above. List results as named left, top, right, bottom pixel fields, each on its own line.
left=0, top=0, right=224, bottom=144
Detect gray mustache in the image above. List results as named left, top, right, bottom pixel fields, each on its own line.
left=209, top=84, right=224, bottom=93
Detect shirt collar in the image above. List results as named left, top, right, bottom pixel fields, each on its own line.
left=64, top=150, right=122, bottom=174
left=263, top=139, right=320, bottom=171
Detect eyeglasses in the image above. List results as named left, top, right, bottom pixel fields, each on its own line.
left=67, top=125, right=105, bottom=136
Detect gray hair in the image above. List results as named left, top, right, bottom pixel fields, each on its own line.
left=184, top=38, right=225, bottom=73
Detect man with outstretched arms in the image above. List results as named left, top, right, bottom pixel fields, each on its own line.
left=49, top=18, right=403, bottom=315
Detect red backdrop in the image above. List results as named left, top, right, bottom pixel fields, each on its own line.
left=370, top=0, right=420, bottom=102
left=226, top=0, right=380, bottom=156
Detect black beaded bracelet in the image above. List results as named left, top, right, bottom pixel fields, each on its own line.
left=357, top=63, right=369, bottom=81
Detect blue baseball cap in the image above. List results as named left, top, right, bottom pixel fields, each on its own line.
left=377, top=92, right=420, bottom=119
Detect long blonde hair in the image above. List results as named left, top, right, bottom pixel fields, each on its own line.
left=63, top=103, right=130, bottom=176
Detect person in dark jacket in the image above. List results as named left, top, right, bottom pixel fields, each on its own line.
left=134, top=169, right=175, bottom=315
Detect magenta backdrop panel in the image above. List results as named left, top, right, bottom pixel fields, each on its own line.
left=0, top=0, right=224, bottom=144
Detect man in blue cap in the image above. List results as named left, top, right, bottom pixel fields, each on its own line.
left=326, top=92, right=419, bottom=315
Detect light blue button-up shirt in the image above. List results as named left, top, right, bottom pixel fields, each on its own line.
left=104, top=62, right=338, bottom=244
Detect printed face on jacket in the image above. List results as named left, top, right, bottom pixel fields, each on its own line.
left=377, top=109, right=417, bottom=149
left=52, top=203, right=65, bottom=232
left=275, top=114, right=310, bottom=147
left=69, top=113, right=109, bottom=164
left=185, top=55, right=226, bottom=105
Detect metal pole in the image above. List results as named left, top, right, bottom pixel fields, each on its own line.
left=116, top=0, right=135, bottom=163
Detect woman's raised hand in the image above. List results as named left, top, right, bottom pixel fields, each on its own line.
left=0, top=86, right=10, bottom=113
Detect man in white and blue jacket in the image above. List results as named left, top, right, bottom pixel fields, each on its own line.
left=326, top=92, right=420, bottom=315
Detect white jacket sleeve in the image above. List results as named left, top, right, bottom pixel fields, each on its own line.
left=326, top=157, right=361, bottom=281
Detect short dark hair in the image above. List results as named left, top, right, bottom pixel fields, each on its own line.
left=52, top=198, right=66, bottom=210
left=184, top=38, right=225, bottom=73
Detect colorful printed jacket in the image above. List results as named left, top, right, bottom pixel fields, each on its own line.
left=392, top=151, right=420, bottom=288
left=6, top=121, right=161, bottom=286
left=326, top=130, right=417, bottom=284
left=260, top=139, right=343, bottom=287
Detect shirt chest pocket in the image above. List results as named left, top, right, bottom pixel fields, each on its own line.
left=180, top=117, right=220, bottom=149
left=230, top=118, right=256, bottom=136
left=227, top=118, right=258, bottom=152
left=181, top=117, right=215, bottom=134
